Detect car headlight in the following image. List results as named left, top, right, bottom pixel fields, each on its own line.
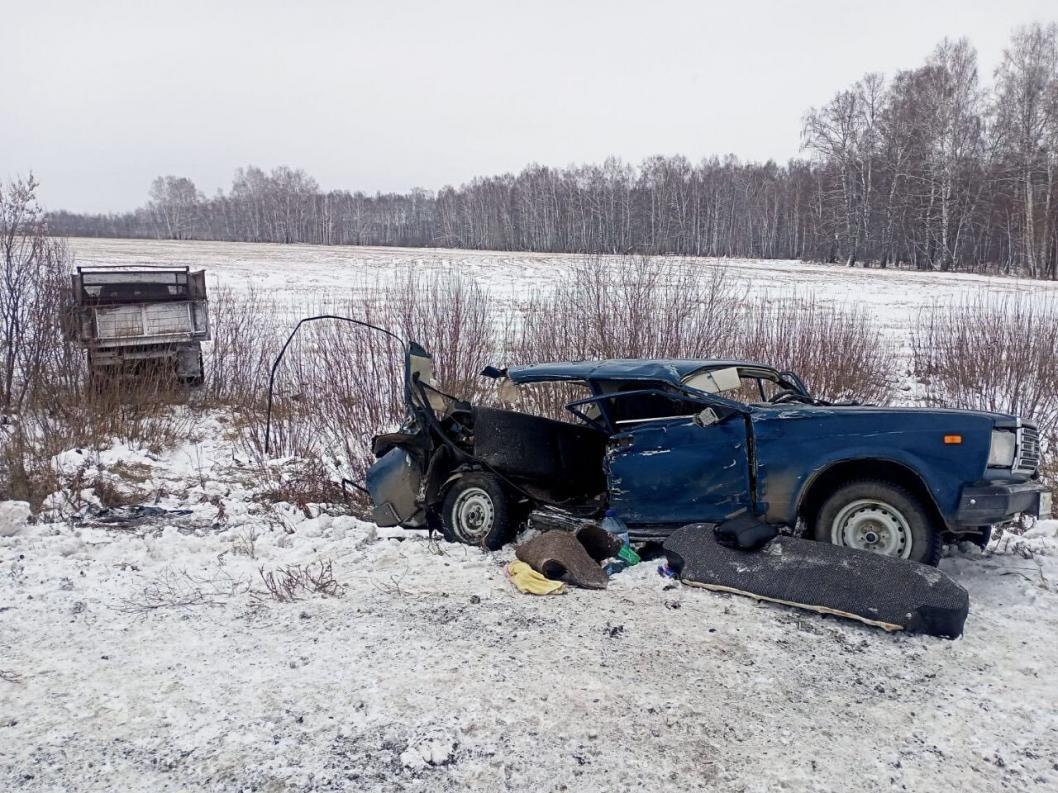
left=987, top=429, right=1017, bottom=468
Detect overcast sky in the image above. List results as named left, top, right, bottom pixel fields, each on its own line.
left=2, top=0, right=1055, bottom=213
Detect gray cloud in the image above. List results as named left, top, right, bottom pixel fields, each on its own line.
left=1, top=0, right=1053, bottom=212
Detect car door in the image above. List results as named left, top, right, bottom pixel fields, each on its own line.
left=605, top=410, right=752, bottom=527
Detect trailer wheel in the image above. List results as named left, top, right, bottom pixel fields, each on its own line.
left=441, top=473, right=514, bottom=550
left=815, top=479, right=942, bottom=566
left=187, top=352, right=205, bottom=388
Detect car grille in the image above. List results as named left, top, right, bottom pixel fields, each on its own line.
left=1014, top=425, right=1041, bottom=475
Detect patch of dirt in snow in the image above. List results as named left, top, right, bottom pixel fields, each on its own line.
left=2, top=434, right=1058, bottom=791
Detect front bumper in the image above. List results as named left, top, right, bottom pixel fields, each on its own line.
left=954, top=482, right=1052, bottom=526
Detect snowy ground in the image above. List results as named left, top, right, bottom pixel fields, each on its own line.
left=3, top=240, right=1056, bottom=791
left=2, top=416, right=1058, bottom=792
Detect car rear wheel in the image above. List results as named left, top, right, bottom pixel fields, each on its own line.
left=441, top=473, right=514, bottom=550
left=815, top=480, right=942, bottom=566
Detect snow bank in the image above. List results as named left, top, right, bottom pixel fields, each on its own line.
left=2, top=424, right=1057, bottom=792
left=0, top=500, right=31, bottom=537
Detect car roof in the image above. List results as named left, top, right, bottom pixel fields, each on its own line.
left=506, top=359, right=776, bottom=387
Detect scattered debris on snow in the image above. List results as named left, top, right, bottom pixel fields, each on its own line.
left=2, top=424, right=1057, bottom=791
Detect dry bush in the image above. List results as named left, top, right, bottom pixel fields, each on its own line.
left=257, top=560, right=341, bottom=602
left=205, top=284, right=284, bottom=406
left=116, top=565, right=249, bottom=614
left=505, top=257, right=892, bottom=411
left=385, top=271, right=498, bottom=401
left=1041, top=457, right=1058, bottom=489
left=913, top=294, right=1058, bottom=478
left=506, top=256, right=740, bottom=418
left=259, top=271, right=497, bottom=481
left=256, top=456, right=348, bottom=513
left=231, top=526, right=260, bottom=559
left=33, top=370, right=193, bottom=450
left=1, top=176, right=70, bottom=415
left=0, top=423, right=59, bottom=507
left=4, top=369, right=196, bottom=508
left=511, top=256, right=740, bottom=362
left=736, top=296, right=895, bottom=404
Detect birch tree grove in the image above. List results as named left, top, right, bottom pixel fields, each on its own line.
left=48, top=25, right=1058, bottom=278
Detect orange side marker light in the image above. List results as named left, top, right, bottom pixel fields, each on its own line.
left=943, top=434, right=963, bottom=445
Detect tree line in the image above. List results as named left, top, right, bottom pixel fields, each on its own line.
left=48, top=23, right=1058, bottom=278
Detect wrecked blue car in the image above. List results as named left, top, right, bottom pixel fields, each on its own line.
left=366, top=346, right=1051, bottom=565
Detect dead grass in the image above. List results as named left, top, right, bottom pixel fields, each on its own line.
left=256, top=560, right=342, bottom=602
left=115, top=565, right=250, bottom=614
left=913, top=294, right=1058, bottom=481
left=737, top=295, right=896, bottom=404
left=5, top=247, right=1051, bottom=513
left=255, top=456, right=348, bottom=515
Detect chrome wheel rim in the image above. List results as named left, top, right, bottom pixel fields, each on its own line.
left=830, top=498, right=912, bottom=559
left=452, top=487, right=495, bottom=542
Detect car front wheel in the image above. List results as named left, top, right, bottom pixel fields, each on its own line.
left=815, top=479, right=942, bottom=566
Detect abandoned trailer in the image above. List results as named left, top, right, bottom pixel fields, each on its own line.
left=63, top=266, right=210, bottom=384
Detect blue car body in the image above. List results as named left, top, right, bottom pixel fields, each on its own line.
left=505, top=359, right=1049, bottom=535
left=367, top=352, right=1051, bottom=559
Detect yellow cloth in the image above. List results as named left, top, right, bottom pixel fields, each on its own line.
left=505, top=561, right=566, bottom=595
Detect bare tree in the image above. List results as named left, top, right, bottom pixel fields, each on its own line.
left=0, top=175, right=70, bottom=414
left=995, top=23, right=1058, bottom=278
left=149, top=175, right=202, bottom=240
left=42, top=25, right=1058, bottom=281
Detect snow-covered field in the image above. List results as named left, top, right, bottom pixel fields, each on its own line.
left=3, top=239, right=1058, bottom=792
left=67, top=237, right=1058, bottom=342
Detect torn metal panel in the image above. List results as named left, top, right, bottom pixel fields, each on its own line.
left=471, top=406, right=607, bottom=501
left=365, top=447, right=424, bottom=527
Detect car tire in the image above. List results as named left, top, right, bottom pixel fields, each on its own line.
left=815, top=479, right=942, bottom=566
left=441, top=472, right=514, bottom=550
